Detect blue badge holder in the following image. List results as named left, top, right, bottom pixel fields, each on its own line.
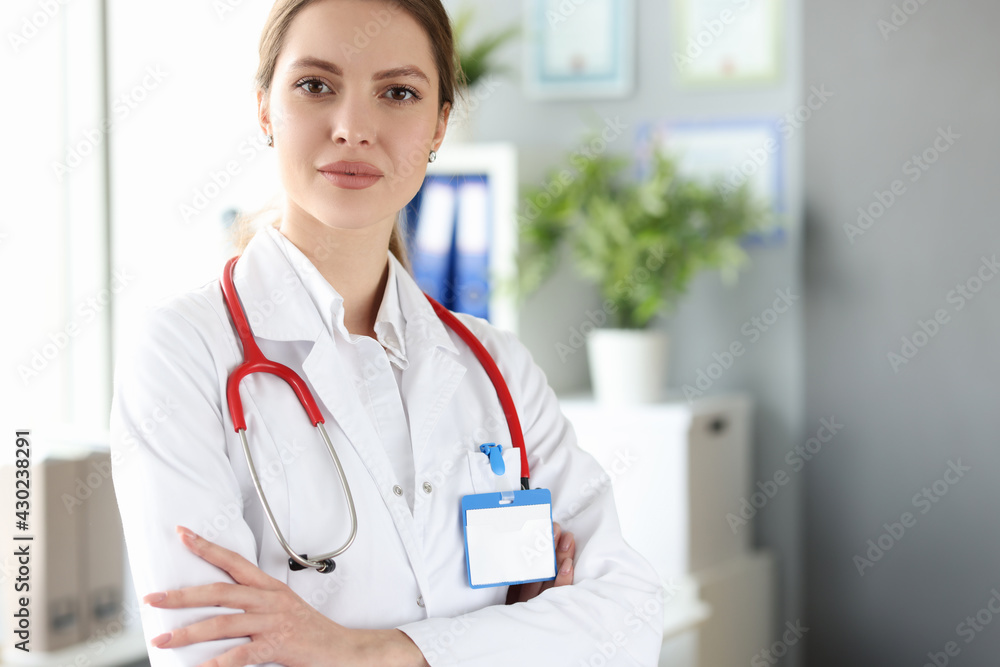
left=461, top=444, right=556, bottom=589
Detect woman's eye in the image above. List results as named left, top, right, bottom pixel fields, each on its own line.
left=297, top=78, right=331, bottom=95
left=385, top=86, right=419, bottom=103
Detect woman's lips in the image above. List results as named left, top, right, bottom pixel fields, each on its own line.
left=318, top=161, right=383, bottom=190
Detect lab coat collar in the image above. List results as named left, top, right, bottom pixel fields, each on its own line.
left=262, top=225, right=407, bottom=368
left=232, top=224, right=459, bottom=358
left=373, top=254, right=407, bottom=366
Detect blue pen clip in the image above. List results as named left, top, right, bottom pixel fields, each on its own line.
left=480, top=443, right=514, bottom=504
left=479, top=443, right=506, bottom=476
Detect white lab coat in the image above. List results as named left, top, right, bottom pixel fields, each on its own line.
left=109, top=227, right=665, bottom=666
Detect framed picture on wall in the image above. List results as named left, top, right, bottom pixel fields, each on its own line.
left=523, top=0, right=635, bottom=99
left=635, top=119, right=787, bottom=246
left=671, top=0, right=784, bottom=86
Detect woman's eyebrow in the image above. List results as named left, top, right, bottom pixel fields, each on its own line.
left=372, top=66, right=430, bottom=84
left=288, top=57, right=342, bottom=76
left=288, top=57, right=429, bottom=84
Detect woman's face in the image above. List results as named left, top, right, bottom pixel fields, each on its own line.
left=259, top=0, right=449, bottom=235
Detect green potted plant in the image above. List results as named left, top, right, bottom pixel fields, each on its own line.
left=448, top=6, right=519, bottom=142
left=517, top=143, right=770, bottom=403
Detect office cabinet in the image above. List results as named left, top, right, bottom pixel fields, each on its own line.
left=559, top=394, right=774, bottom=667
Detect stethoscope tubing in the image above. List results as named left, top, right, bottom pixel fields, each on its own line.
left=238, top=423, right=357, bottom=573
left=223, top=255, right=358, bottom=573
left=220, top=253, right=531, bottom=573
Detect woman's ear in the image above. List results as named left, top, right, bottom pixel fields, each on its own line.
left=432, top=101, right=452, bottom=150
left=257, top=88, right=270, bottom=136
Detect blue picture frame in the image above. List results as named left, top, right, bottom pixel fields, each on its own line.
left=635, top=118, right=788, bottom=247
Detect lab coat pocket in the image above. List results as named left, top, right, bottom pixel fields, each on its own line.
left=466, top=447, right=522, bottom=495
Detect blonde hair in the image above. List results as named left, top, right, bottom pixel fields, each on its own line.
left=234, top=0, right=464, bottom=273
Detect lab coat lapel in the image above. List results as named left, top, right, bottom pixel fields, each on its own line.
left=302, top=329, right=447, bottom=586
left=299, top=334, right=385, bottom=482
left=394, top=263, right=467, bottom=466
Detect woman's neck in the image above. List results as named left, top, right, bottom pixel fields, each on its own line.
left=277, top=209, right=393, bottom=338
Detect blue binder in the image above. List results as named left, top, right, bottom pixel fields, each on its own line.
left=453, top=179, right=491, bottom=319
left=409, top=177, right=457, bottom=304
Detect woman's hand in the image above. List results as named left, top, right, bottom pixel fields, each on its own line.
left=505, top=521, right=575, bottom=605
left=143, top=526, right=427, bottom=667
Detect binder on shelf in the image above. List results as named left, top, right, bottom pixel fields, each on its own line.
left=453, top=179, right=491, bottom=319
left=1, top=457, right=85, bottom=652
left=410, top=177, right=457, bottom=304
left=1, top=449, right=125, bottom=656
left=78, top=451, right=125, bottom=638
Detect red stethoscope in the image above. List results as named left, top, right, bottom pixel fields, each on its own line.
left=220, top=255, right=530, bottom=573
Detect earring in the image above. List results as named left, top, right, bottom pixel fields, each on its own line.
left=428, top=150, right=437, bottom=163
left=267, top=134, right=273, bottom=147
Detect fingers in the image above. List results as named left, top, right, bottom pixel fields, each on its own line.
left=197, top=642, right=275, bottom=667
left=555, top=528, right=575, bottom=586
left=148, top=609, right=272, bottom=650
left=506, top=525, right=576, bottom=605
left=143, top=582, right=274, bottom=614
left=507, top=580, right=544, bottom=605
left=554, top=557, right=574, bottom=586
left=557, top=527, right=575, bottom=560
left=174, top=525, right=281, bottom=591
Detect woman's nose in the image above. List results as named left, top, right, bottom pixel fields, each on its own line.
left=331, top=91, right=376, bottom=146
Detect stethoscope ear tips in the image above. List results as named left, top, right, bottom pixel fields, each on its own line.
left=288, top=555, right=337, bottom=573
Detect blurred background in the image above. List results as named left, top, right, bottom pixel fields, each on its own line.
left=1, top=0, right=998, bottom=665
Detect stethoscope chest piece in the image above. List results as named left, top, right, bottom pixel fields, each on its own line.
left=289, top=556, right=335, bottom=573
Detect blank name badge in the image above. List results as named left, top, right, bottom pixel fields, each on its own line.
left=461, top=488, right=556, bottom=589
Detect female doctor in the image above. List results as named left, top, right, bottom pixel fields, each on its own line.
left=109, top=0, right=665, bottom=665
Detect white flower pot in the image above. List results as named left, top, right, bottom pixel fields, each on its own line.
left=586, top=328, right=669, bottom=404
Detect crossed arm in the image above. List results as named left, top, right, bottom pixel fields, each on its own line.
left=142, top=522, right=577, bottom=667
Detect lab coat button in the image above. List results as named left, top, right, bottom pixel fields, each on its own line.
left=416, top=595, right=424, bottom=607
left=422, top=482, right=432, bottom=494
left=393, top=485, right=403, bottom=496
